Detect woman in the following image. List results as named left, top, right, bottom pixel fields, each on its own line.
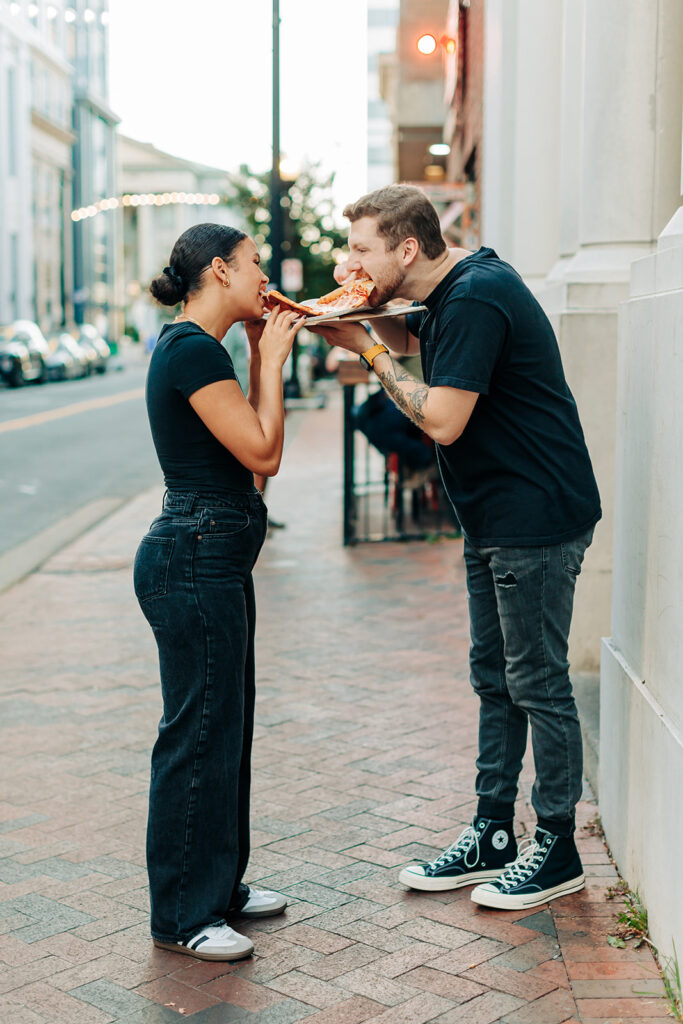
left=134, top=223, right=304, bottom=962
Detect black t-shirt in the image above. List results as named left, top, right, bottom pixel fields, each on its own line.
left=416, top=248, right=601, bottom=546
left=145, top=322, right=253, bottom=495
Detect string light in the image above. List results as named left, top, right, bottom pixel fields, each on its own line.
left=71, top=192, right=222, bottom=221
left=2, top=3, right=114, bottom=27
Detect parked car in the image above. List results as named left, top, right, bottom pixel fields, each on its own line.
left=45, top=333, right=90, bottom=381
left=75, top=324, right=110, bottom=374
left=0, top=321, right=48, bottom=386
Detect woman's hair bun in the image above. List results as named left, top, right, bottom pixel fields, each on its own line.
left=150, top=223, right=247, bottom=307
left=149, top=266, right=186, bottom=306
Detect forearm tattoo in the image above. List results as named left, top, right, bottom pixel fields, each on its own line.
left=375, top=357, right=429, bottom=427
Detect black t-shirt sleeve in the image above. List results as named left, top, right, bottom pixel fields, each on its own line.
left=405, top=308, right=424, bottom=338
left=167, top=330, right=238, bottom=399
left=429, top=298, right=507, bottom=394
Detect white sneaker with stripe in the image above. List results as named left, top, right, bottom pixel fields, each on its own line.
left=153, top=922, right=254, bottom=961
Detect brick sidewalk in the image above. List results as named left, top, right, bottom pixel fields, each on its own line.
left=0, top=393, right=668, bottom=1023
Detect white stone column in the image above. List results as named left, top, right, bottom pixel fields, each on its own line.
left=481, top=0, right=563, bottom=287
left=600, top=202, right=683, bottom=961
left=541, top=0, right=683, bottom=674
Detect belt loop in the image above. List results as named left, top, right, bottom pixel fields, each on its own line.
left=183, top=493, right=196, bottom=514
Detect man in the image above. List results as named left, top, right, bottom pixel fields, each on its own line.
left=315, top=185, right=601, bottom=911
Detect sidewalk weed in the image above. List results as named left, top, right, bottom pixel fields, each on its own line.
left=660, top=942, right=682, bottom=1021
left=607, top=887, right=651, bottom=949
left=583, top=813, right=605, bottom=840
left=605, top=882, right=682, bottom=1020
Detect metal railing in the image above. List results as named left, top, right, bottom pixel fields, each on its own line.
left=339, top=365, right=461, bottom=546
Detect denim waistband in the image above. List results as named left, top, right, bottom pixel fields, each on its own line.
left=163, top=489, right=265, bottom=513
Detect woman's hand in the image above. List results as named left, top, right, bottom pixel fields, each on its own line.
left=258, top=306, right=306, bottom=369
left=244, top=318, right=266, bottom=351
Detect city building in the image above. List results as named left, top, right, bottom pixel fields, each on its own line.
left=69, top=0, right=119, bottom=340
left=367, top=0, right=399, bottom=191
left=442, top=0, right=482, bottom=249
left=117, top=134, right=236, bottom=343
left=0, top=0, right=117, bottom=338
left=376, top=0, right=474, bottom=245
left=0, top=0, right=76, bottom=331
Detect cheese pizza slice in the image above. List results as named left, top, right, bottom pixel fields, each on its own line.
left=263, top=290, right=317, bottom=316
left=264, top=273, right=376, bottom=318
left=314, top=273, right=375, bottom=311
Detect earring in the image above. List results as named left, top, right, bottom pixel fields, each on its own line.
left=223, top=278, right=230, bottom=287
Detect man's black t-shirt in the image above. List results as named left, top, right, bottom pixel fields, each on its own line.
left=146, top=322, right=253, bottom=496
left=415, top=248, right=601, bottom=547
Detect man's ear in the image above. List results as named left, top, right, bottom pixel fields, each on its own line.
left=402, top=237, right=419, bottom=266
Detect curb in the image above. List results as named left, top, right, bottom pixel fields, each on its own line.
left=0, top=497, right=126, bottom=594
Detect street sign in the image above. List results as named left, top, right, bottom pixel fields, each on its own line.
left=281, top=258, right=303, bottom=293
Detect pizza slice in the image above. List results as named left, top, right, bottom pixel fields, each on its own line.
left=263, top=290, right=317, bottom=316
left=314, top=272, right=376, bottom=311
left=263, top=272, right=376, bottom=318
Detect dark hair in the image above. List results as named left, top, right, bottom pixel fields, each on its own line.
left=149, top=223, right=247, bottom=305
left=343, top=185, right=447, bottom=260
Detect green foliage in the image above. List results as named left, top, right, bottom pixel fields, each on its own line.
left=226, top=163, right=348, bottom=301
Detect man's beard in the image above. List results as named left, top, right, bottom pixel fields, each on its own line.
left=371, top=263, right=407, bottom=306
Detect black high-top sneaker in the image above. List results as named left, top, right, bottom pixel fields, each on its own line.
left=398, top=817, right=517, bottom=891
left=471, top=827, right=584, bottom=909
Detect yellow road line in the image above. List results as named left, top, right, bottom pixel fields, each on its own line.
left=0, top=388, right=145, bottom=434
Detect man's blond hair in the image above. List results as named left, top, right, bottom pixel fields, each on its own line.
left=343, top=185, right=447, bottom=260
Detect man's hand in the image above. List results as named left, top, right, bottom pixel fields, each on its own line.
left=333, top=260, right=362, bottom=286
left=310, top=321, right=370, bottom=356
left=333, top=262, right=348, bottom=286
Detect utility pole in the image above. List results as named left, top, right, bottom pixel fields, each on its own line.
left=269, top=0, right=282, bottom=293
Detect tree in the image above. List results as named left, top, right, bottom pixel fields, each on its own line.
left=227, top=162, right=348, bottom=300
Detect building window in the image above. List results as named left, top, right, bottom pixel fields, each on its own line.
left=368, top=99, right=389, bottom=119
left=7, top=67, right=18, bottom=176
left=10, top=234, right=20, bottom=318
left=368, top=9, right=399, bottom=28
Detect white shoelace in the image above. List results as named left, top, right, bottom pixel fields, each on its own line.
left=498, top=836, right=545, bottom=888
left=431, top=823, right=482, bottom=870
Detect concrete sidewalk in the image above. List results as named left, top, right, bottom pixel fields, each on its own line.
left=0, top=393, right=668, bottom=1023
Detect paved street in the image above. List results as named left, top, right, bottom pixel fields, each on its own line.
left=0, top=393, right=669, bottom=1023
left=0, top=351, right=159, bottom=559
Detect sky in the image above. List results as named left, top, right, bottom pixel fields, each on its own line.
left=107, top=0, right=369, bottom=218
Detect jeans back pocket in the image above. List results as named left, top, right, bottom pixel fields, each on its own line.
left=134, top=535, right=175, bottom=603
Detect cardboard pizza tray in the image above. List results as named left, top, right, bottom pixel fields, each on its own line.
left=303, top=303, right=427, bottom=325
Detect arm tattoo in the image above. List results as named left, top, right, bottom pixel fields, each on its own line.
left=375, top=356, right=429, bottom=427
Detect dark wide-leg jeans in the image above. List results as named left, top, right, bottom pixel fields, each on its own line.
left=463, top=528, right=594, bottom=836
left=133, top=489, right=267, bottom=943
